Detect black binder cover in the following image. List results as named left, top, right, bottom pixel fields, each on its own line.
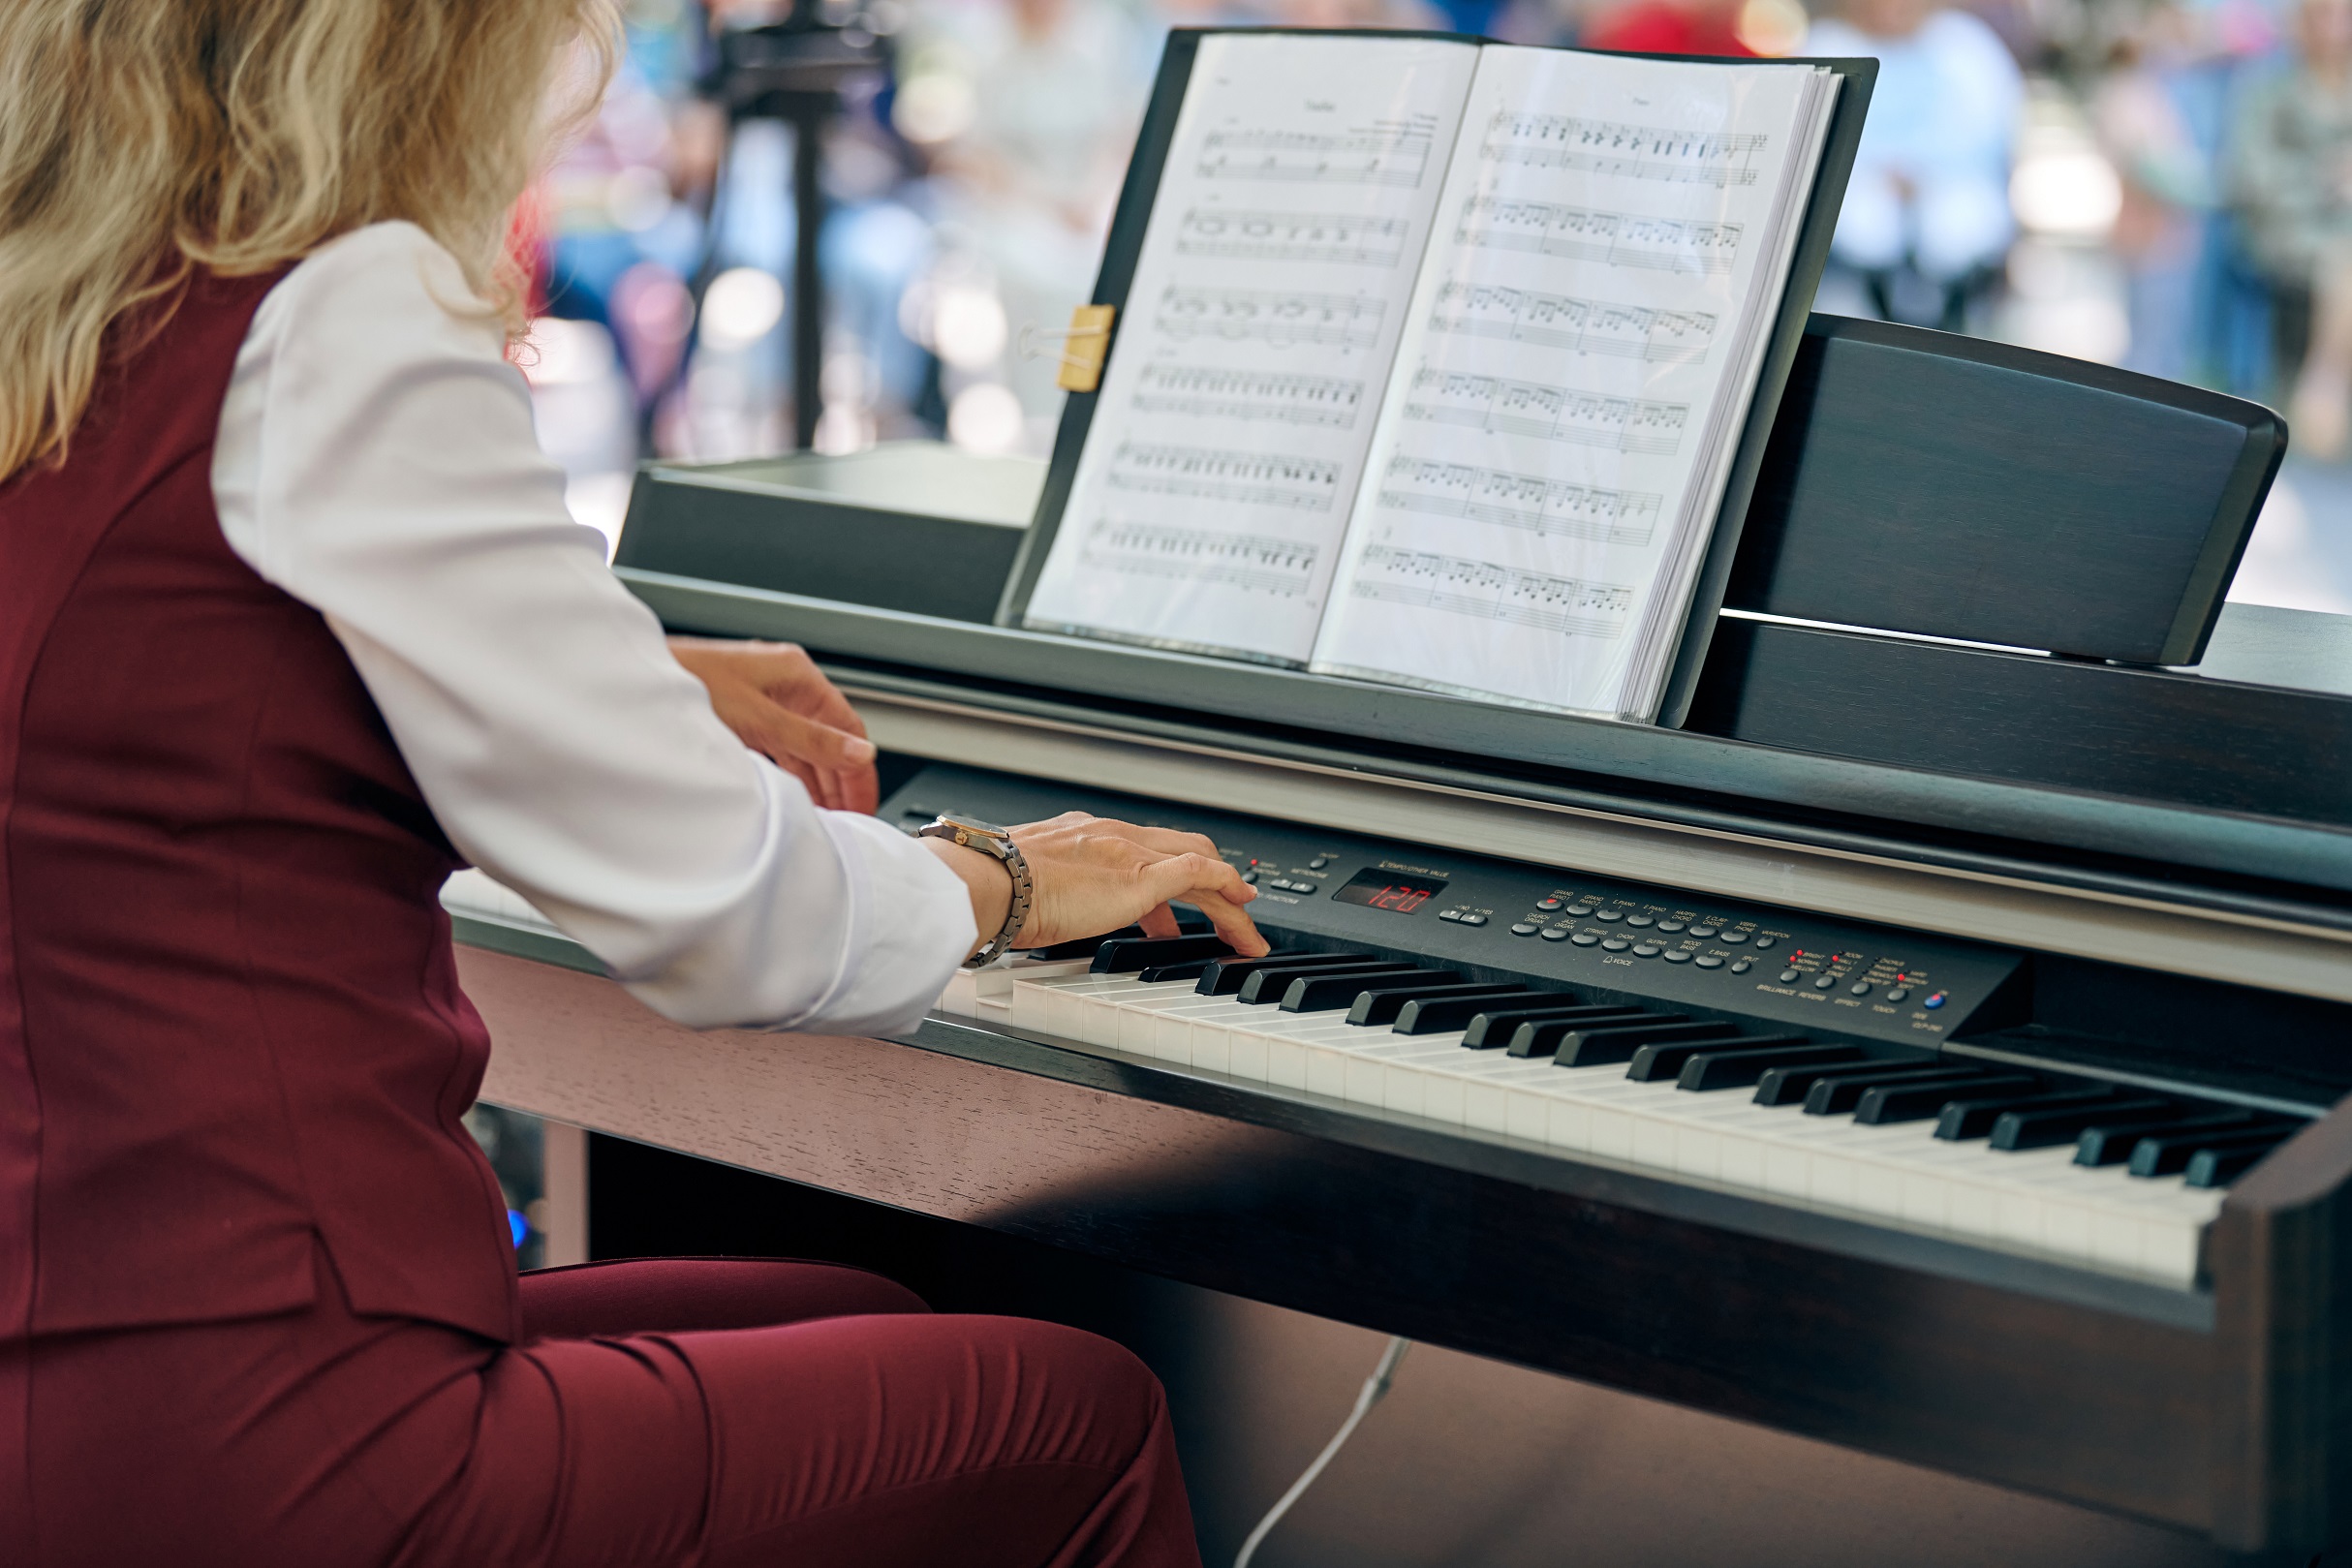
left=995, top=29, right=1875, bottom=728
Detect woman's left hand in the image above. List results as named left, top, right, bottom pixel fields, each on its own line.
left=667, top=637, right=879, bottom=814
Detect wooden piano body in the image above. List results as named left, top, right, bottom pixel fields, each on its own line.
left=459, top=319, right=2352, bottom=1563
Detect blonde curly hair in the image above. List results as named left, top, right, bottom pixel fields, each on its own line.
left=0, top=0, right=615, bottom=480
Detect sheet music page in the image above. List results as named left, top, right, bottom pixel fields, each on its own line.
left=1309, top=48, right=1828, bottom=715
left=1022, top=32, right=1480, bottom=663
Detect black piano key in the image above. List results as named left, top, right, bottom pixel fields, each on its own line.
left=1346, top=979, right=1507, bottom=1027
left=1091, top=934, right=1234, bottom=974
left=1935, top=1086, right=2112, bottom=1142
left=1804, top=1069, right=1985, bottom=1118
left=1137, top=960, right=1218, bottom=982
left=2186, top=1134, right=2296, bottom=1188
left=1393, top=989, right=1566, bottom=1035
left=1558, top=1020, right=1740, bottom=1069
left=1501, top=1010, right=1663, bottom=1058
left=1754, top=1057, right=1937, bottom=1108
left=1854, top=1073, right=2038, bottom=1125
left=2075, top=1109, right=2254, bottom=1167
left=1677, top=1042, right=1856, bottom=1091
left=2130, top=1122, right=2297, bottom=1179
left=1026, top=927, right=1144, bottom=962
left=1194, top=951, right=1377, bottom=996
left=1273, top=967, right=1446, bottom=1011
left=1627, top=1033, right=1808, bottom=1083
left=1463, top=1003, right=1633, bottom=1050
left=1990, top=1096, right=2175, bottom=1152
left=1241, top=961, right=1421, bottom=1006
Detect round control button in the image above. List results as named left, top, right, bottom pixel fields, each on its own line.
left=1924, top=991, right=1948, bottom=1010
left=1600, top=937, right=1631, bottom=952
left=1631, top=942, right=1662, bottom=958
left=1850, top=981, right=1872, bottom=996
left=1811, top=974, right=1837, bottom=990
left=1510, top=922, right=1539, bottom=937
left=1594, top=908, right=1625, bottom=922
left=1569, top=932, right=1601, bottom=947
left=1459, top=913, right=1488, bottom=927
left=1693, top=954, right=1724, bottom=969
left=1310, top=855, right=1333, bottom=869
left=1886, top=987, right=1910, bottom=1002
left=1779, top=968, right=1802, bottom=984
left=1687, top=925, right=1719, bottom=938
left=1534, top=896, right=1563, bottom=911
left=1539, top=926, right=1572, bottom=941
left=1242, top=870, right=1257, bottom=884
left=1625, top=914, right=1656, bottom=929
left=1438, top=908, right=1463, bottom=922
left=1719, top=930, right=1749, bottom=944
left=1662, top=949, right=1692, bottom=965
left=1730, top=959, right=1753, bottom=974
left=1657, top=920, right=1687, bottom=933
left=1752, top=937, right=1778, bottom=951
left=1564, top=904, right=1595, bottom=917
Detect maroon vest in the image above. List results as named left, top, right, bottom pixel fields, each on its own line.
left=0, top=270, right=518, bottom=1341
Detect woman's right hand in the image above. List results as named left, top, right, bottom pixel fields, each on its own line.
left=921, top=812, right=1270, bottom=961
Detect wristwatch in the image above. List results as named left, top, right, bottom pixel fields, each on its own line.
left=917, top=815, right=1034, bottom=968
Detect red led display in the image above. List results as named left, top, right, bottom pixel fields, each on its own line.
left=1333, top=867, right=1448, bottom=915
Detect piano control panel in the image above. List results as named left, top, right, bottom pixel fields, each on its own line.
left=886, top=763, right=2026, bottom=1049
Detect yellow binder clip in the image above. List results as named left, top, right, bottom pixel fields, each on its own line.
left=1020, top=304, right=1117, bottom=393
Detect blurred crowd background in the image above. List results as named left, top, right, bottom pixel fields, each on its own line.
left=521, top=0, right=2352, bottom=617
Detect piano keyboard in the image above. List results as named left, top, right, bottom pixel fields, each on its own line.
left=939, top=938, right=2306, bottom=1287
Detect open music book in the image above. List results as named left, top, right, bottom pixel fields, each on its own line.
left=1009, top=31, right=1852, bottom=723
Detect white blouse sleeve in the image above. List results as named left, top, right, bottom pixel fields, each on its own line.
left=210, top=221, right=975, bottom=1033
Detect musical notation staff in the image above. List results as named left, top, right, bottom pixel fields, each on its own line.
left=1176, top=208, right=1409, bottom=268
left=1197, top=125, right=1434, bottom=189
left=1403, top=367, right=1687, bottom=454
left=1481, top=112, right=1768, bottom=187
left=1346, top=543, right=1632, bottom=638
left=1079, top=518, right=1321, bottom=597
left=1429, top=281, right=1715, bottom=365
left=1455, top=198, right=1742, bottom=276
left=1107, top=442, right=1343, bottom=511
left=1155, top=287, right=1385, bottom=351
left=1377, top=454, right=1661, bottom=546
left=1132, top=365, right=1367, bottom=429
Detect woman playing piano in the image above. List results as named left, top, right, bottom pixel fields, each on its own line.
left=0, top=3, right=1263, bottom=1564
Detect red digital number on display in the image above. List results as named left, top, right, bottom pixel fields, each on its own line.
left=1371, top=884, right=1431, bottom=913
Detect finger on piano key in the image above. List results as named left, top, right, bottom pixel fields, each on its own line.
left=1195, top=950, right=1377, bottom=995
left=1557, top=1019, right=1742, bottom=1068
left=1804, top=1067, right=1985, bottom=1117
left=1241, top=960, right=1424, bottom=1004
left=1854, top=1072, right=2039, bottom=1124
left=1509, top=1011, right=1685, bottom=1059
left=1676, top=1040, right=1860, bottom=1090
left=1090, top=933, right=1236, bottom=973
left=2074, top=1108, right=2254, bottom=1166
left=1461, top=1002, right=1638, bottom=1049
left=1627, top=1032, right=1808, bottom=1082
left=1392, top=988, right=1569, bottom=1034
left=1276, top=967, right=1452, bottom=1012
left=1346, top=980, right=1523, bottom=1027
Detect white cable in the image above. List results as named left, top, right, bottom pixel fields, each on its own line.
left=1232, top=1336, right=1413, bottom=1568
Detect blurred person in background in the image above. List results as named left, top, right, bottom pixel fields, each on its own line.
left=1808, top=0, right=2023, bottom=330
left=2095, top=2, right=2219, bottom=382
left=2230, top=0, right=2352, bottom=454
left=1583, top=0, right=1755, bottom=57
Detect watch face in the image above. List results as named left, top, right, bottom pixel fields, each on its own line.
left=939, top=815, right=1006, bottom=839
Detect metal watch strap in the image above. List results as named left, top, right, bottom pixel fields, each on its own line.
left=918, top=817, right=1034, bottom=968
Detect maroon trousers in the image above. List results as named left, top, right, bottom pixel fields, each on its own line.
left=15, top=1254, right=1200, bottom=1568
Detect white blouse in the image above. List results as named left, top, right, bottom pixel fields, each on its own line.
left=210, top=222, right=975, bottom=1034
